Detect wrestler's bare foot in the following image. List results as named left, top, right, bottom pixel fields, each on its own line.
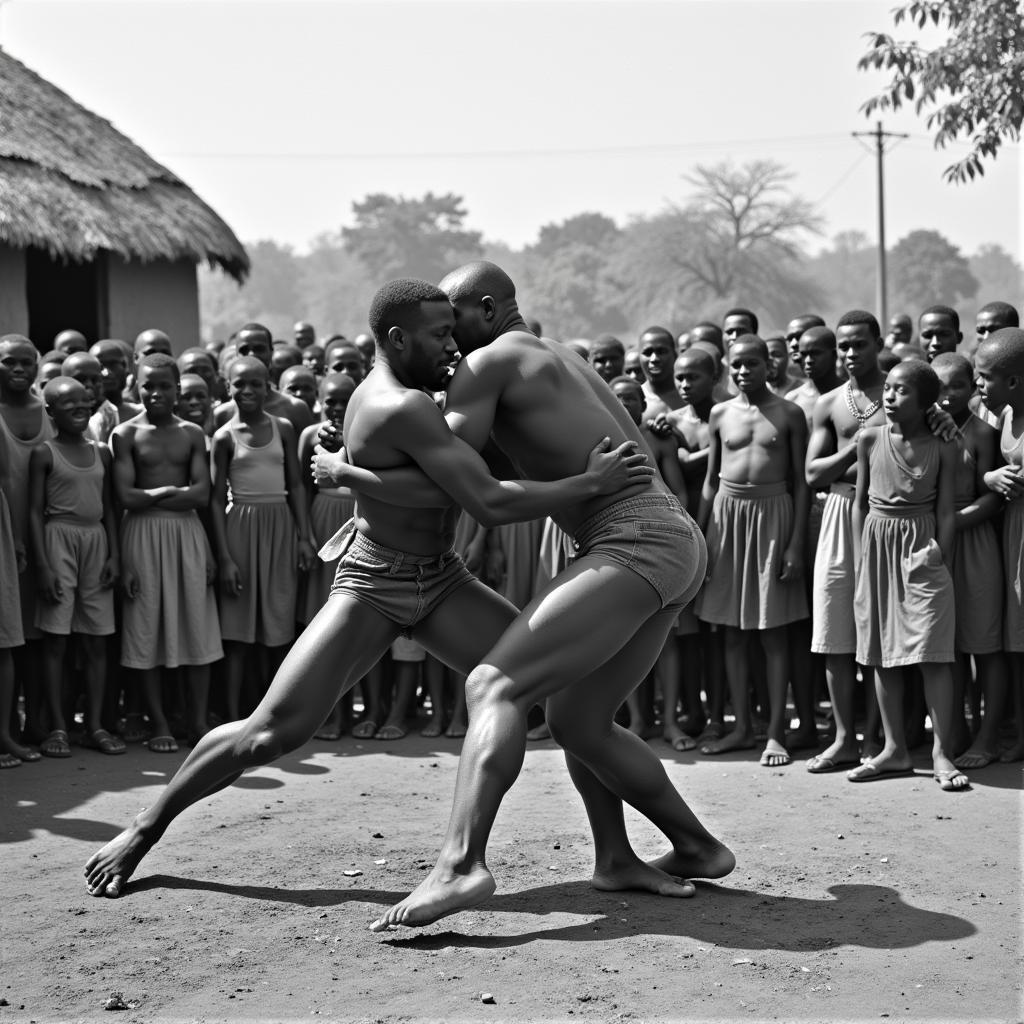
left=700, top=728, right=756, bottom=756
left=592, top=857, right=695, bottom=898
left=369, top=862, right=496, bottom=932
left=648, top=837, right=736, bottom=881
left=84, top=821, right=155, bottom=897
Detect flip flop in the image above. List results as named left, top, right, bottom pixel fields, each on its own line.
left=82, top=729, right=127, bottom=755
left=374, top=724, right=407, bottom=741
left=146, top=735, right=179, bottom=754
left=806, top=754, right=860, bottom=774
left=119, top=714, right=149, bottom=744
left=351, top=719, right=378, bottom=739
left=759, top=747, right=792, bottom=767
left=0, top=752, right=22, bottom=769
left=846, top=761, right=914, bottom=782
left=41, top=730, right=72, bottom=758
left=934, top=769, right=970, bottom=791
left=954, top=750, right=996, bottom=770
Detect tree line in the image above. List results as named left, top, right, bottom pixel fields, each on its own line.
left=199, top=160, right=1022, bottom=344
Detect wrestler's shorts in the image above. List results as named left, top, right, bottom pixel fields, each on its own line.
left=328, top=526, right=475, bottom=636
left=572, top=492, right=707, bottom=613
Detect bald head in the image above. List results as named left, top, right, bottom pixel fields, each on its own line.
left=134, top=329, right=172, bottom=360
left=54, top=329, right=88, bottom=354
left=979, top=327, right=1024, bottom=376
left=676, top=348, right=718, bottom=377
left=42, top=375, right=88, bottom=406
left=440, top=261, right=517, bottom=305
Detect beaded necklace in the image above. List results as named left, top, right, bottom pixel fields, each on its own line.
left=844, top=381, right=881, bottom=426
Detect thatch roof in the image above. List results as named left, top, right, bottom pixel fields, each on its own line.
left=0, top=48, right=249, bottom=280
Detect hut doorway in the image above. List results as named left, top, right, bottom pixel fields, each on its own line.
left=25, top=248, right=107, bottom=349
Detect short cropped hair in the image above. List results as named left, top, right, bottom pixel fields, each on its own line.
left=724, top=308, right=759, bottom=334
left=137, top=352, right=179, bottom=380
left=608, top=375, right=643, bottom=395
left=677, top=348, right=719, bottom=376
left=978, top=301, right=1020, bottom=328
left=837, top=309, right=881, bottom=341
left=890, top=359, right=940, bottom=407
left=639, top=326, right=674, bottom=346
left=728, top=333, right=769, bottom=362
left=591, top=333, right=625, bottom=354
left=921, top=304, right=960, bottom=331
left=930, top=352, right=973, bottom=382
left=801, top=325, right=836, bottom=349
left=368, top=279, right=449, bottom=345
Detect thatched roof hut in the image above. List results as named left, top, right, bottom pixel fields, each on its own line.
left=0, top=47, right=248, bottom=350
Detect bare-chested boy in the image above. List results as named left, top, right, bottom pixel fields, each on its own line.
left=784, top=314, right=825, bottom=370
left=362, top=264, right=731, bottom=932
left=639, top=327, right=684, bottom=421
left=84, top=279, right=658, bottom=898
left=213, top=324, right=315, bottom=435
left=0, top=335, right=55, bottom=743
left=112, top=354, right=222, bottom=753
left=696, top=336, right=809, bottom=767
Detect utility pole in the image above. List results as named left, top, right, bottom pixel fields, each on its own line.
left=853, top=121, right=907, bottom=329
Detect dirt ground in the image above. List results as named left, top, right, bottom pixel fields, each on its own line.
left=2, top=724, right=1021, bottom=1024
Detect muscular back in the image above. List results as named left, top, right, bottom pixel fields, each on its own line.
left=450, top=333, right=665, bottom=535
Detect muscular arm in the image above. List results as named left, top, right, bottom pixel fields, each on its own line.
left=362, top=391, right=645, bottom=529
left=806, top=394, right=857, bottom=489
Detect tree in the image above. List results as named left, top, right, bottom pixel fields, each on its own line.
left=806, top=231, right=878, bottom=324
left=968, top=243, right=1024, bottom=302
left=607, top=161, right=824, bottom=330
left=515, top=213, right=627, bottom=338
left=858, top=0, right=1024, bottom=182
left=889, top=229, right=978, bottom=314
left=198, top=239, right=301, bottom=341
left=299, top=232, right=376, bottom=338
left=341, top=192, right=483, bottom=283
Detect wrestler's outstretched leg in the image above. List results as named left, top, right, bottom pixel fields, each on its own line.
left=552, top=612, right=735, bottom=892
left=84, top=596, right=400, bottom=897
left=371, top=557, right=733, bottom=932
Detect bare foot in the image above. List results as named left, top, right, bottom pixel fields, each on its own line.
left=420, top=718, right=444, bottom=738
left=369, top=863, right=496, bottom=932
left=84, top=823, right=154, bottom=897
left=592, top=858, right=694, bottom=898
left=445, top=721, right=468, bottom=739
left=663, top=726, right=697, bottom=752
left=700, top=729, right=756, bottom=756
left=954, top=746, right=996, bottom=770
left=0, top=737, right=40, bottom=763
left=648, top=838, right=736, bottom=881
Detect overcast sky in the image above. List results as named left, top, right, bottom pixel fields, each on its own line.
left=4, top=0, right=1021, bottom=261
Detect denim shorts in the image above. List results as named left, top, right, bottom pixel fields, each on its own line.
left=572, top=492, right=707, bottom=612
left=328, top=526, right=475, bottom=636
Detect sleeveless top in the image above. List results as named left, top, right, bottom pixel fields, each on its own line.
left=867, top=426, right=940, bottom=517
left=1000, top=413, right=1024, bottom=470
left=43, top=441, right=104, bottom=524
left=0, top=405, right=56, bottom=536
left=228, top=417, right=287, bottom=502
